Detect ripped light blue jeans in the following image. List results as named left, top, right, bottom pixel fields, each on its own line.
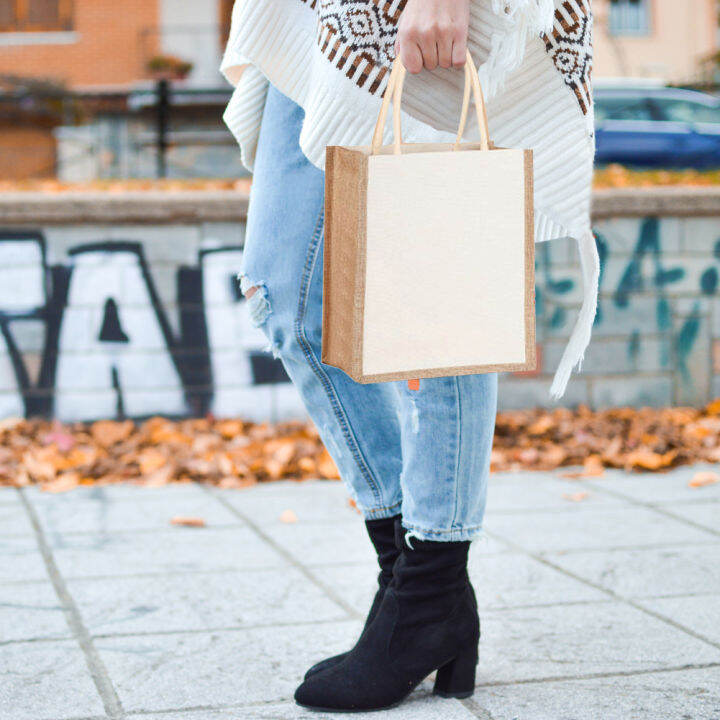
left=241, top=85, right=498, bottom=542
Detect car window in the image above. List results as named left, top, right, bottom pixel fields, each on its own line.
left=652, top=98, right=720, bottom=124
left=595, top=96, right=653, bottom=122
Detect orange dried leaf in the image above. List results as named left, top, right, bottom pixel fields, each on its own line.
left=143, top=463, right=175, bottom=486
left=560, top=455, right=604, bottom=480
left=170, top=515, right=205, bottom=527
left=215, top=420, right=244, bottom=438
left=625, top=449, right=677, bottom=471
left=41, top=472, right=80, bottom=493
left=562, top=491, right=590, bottom=502
left=689, top=471, right=720, bottom=488
left=138, top=449, right=168, bottom=475
left=527, top=415, right=554, bottom=436
left=279, top=509, right=298, bottom=524
left=0, top=417, right=23, bottom=433
left=91, top=420, right=134, bottom=447
left=298, top=457, right=316, bottom=475
left=317, top=451, right=340, bottom=479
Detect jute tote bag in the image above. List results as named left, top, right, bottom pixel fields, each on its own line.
left=322, top=51, right=535, bottom=384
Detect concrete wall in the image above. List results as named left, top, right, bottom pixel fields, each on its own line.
left=1, top=188, right=719, bottom=421
left=593, top=0, right=717, bottom=82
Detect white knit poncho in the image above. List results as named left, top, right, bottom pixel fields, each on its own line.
left=220, top=0, right=598, bottom=398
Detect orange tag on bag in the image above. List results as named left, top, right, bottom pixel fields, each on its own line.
left=407, top=379, right=420, bottom=391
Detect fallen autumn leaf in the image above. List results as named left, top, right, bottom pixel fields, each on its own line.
left=280, top=509, right=298, bottom=523
left=170, top=516, right=206, bottom=528
left=688, top=471, right=720, bottom=488
left=561, top=491, right=590, bottom=502
left=4, top=402, right=720, bottom=490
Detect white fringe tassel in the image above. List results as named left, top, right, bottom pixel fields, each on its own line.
left=480, top=0, right=556, bottom=99
left=550, top=230, right=600, bottom=400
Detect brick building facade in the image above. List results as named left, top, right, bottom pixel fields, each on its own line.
left=0, top=0, right=229, bottom=179
left=0, top=1, right=160, bottom=87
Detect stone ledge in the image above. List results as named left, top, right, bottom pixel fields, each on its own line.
left=592, top=186, right=720, bottom=219
left=0, top=191, right=250, bottom=225
left=3, top=187, right=720, bottom=225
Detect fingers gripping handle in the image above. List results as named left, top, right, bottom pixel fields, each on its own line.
left=370, top=50, right=491, bottom=155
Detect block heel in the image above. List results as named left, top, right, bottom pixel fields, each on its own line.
left=433, top=643, right=478, bottom=699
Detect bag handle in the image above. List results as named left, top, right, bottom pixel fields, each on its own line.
left=370, top=49, right=490, bottom=156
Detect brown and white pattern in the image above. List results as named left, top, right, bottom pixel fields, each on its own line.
left=303, top=0, right=593, bottom=113
left=312, top=0, right=404, bottom=94
left=542, top=0, right=593, bottom=115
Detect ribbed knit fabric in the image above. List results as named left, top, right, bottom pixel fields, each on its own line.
left=220, top=0, right=597, bottom=398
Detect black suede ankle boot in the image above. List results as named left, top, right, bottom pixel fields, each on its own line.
left=303, top=514, right=401, bottom=680
left=294, top=524, right=480, bottom=712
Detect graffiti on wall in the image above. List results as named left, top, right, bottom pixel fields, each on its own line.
left=2, top=217, right=720, bottom=420
left=0, top=230, right=295, bottom=421
left=536, top=216, right=720, bottom=401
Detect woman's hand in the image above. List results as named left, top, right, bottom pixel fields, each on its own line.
left=394, top=0, right=470, bottom=74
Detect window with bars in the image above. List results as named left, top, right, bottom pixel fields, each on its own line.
left=609, top=0, right=650, bottom=35
left=0, top=0, right=74, bottom=32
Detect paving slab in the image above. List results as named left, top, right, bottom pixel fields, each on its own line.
left=0, top=503, right=33, bottom=537
left=30, top=492, right=240, bottom=535
left=547, top=544, right=720, bottom=598
left=3, top=469, right=720, bottom=719
left=485, top=505, right=716, bottom=554
left=22, top=482, right=207, bottom=504
left=311, top=562, right=378, bottom=619
left=468, top=552, right=608, bottom=609
left=130, top=691, right=477, bottom=719
left=48, top=526, right=286, bottom=579
left=0, top=536, right=48, bottom=583
left=0, top=581, right=69, bottom=643
left=0, top=640, right=105, bottom=720
left=476, top=667, right=720, bottom=720
left=0, top=488, right=19, bottom=507
left=585, top=466, right=720, bottom=504
left=95, top=622, right=363, bottom=712
left=661, top=501, right=720, bottom=535
left=70, top=567, right=349, bottom=636
left=215, top=480, right=359, bottom=526
left=260, top=520, right=384, bottom=567
left=487, top=472, right=624, bottom=513
left=638, top=595, right=720, bottom=645
left=476, top=601, right=720, bottom=685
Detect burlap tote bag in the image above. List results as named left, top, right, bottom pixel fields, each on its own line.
left=322, top=51, right=535, bottom=385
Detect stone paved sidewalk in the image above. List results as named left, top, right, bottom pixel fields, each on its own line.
left=1, top=467, right=719, bottom=720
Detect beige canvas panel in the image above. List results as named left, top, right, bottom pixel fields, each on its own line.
left=361, top=147, right=528, bottom=376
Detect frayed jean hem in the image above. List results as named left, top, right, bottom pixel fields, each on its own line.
left=402, top=522, right=484, bottom=543
left=359, top=499, right=403, bottom=521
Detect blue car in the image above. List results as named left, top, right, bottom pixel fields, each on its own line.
left=594, top=85, right=720, bottom=169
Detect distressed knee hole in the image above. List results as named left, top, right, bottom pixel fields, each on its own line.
left=239, top=275, right=272, bottom=327
left=239, top=275, right=281, bottom=358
